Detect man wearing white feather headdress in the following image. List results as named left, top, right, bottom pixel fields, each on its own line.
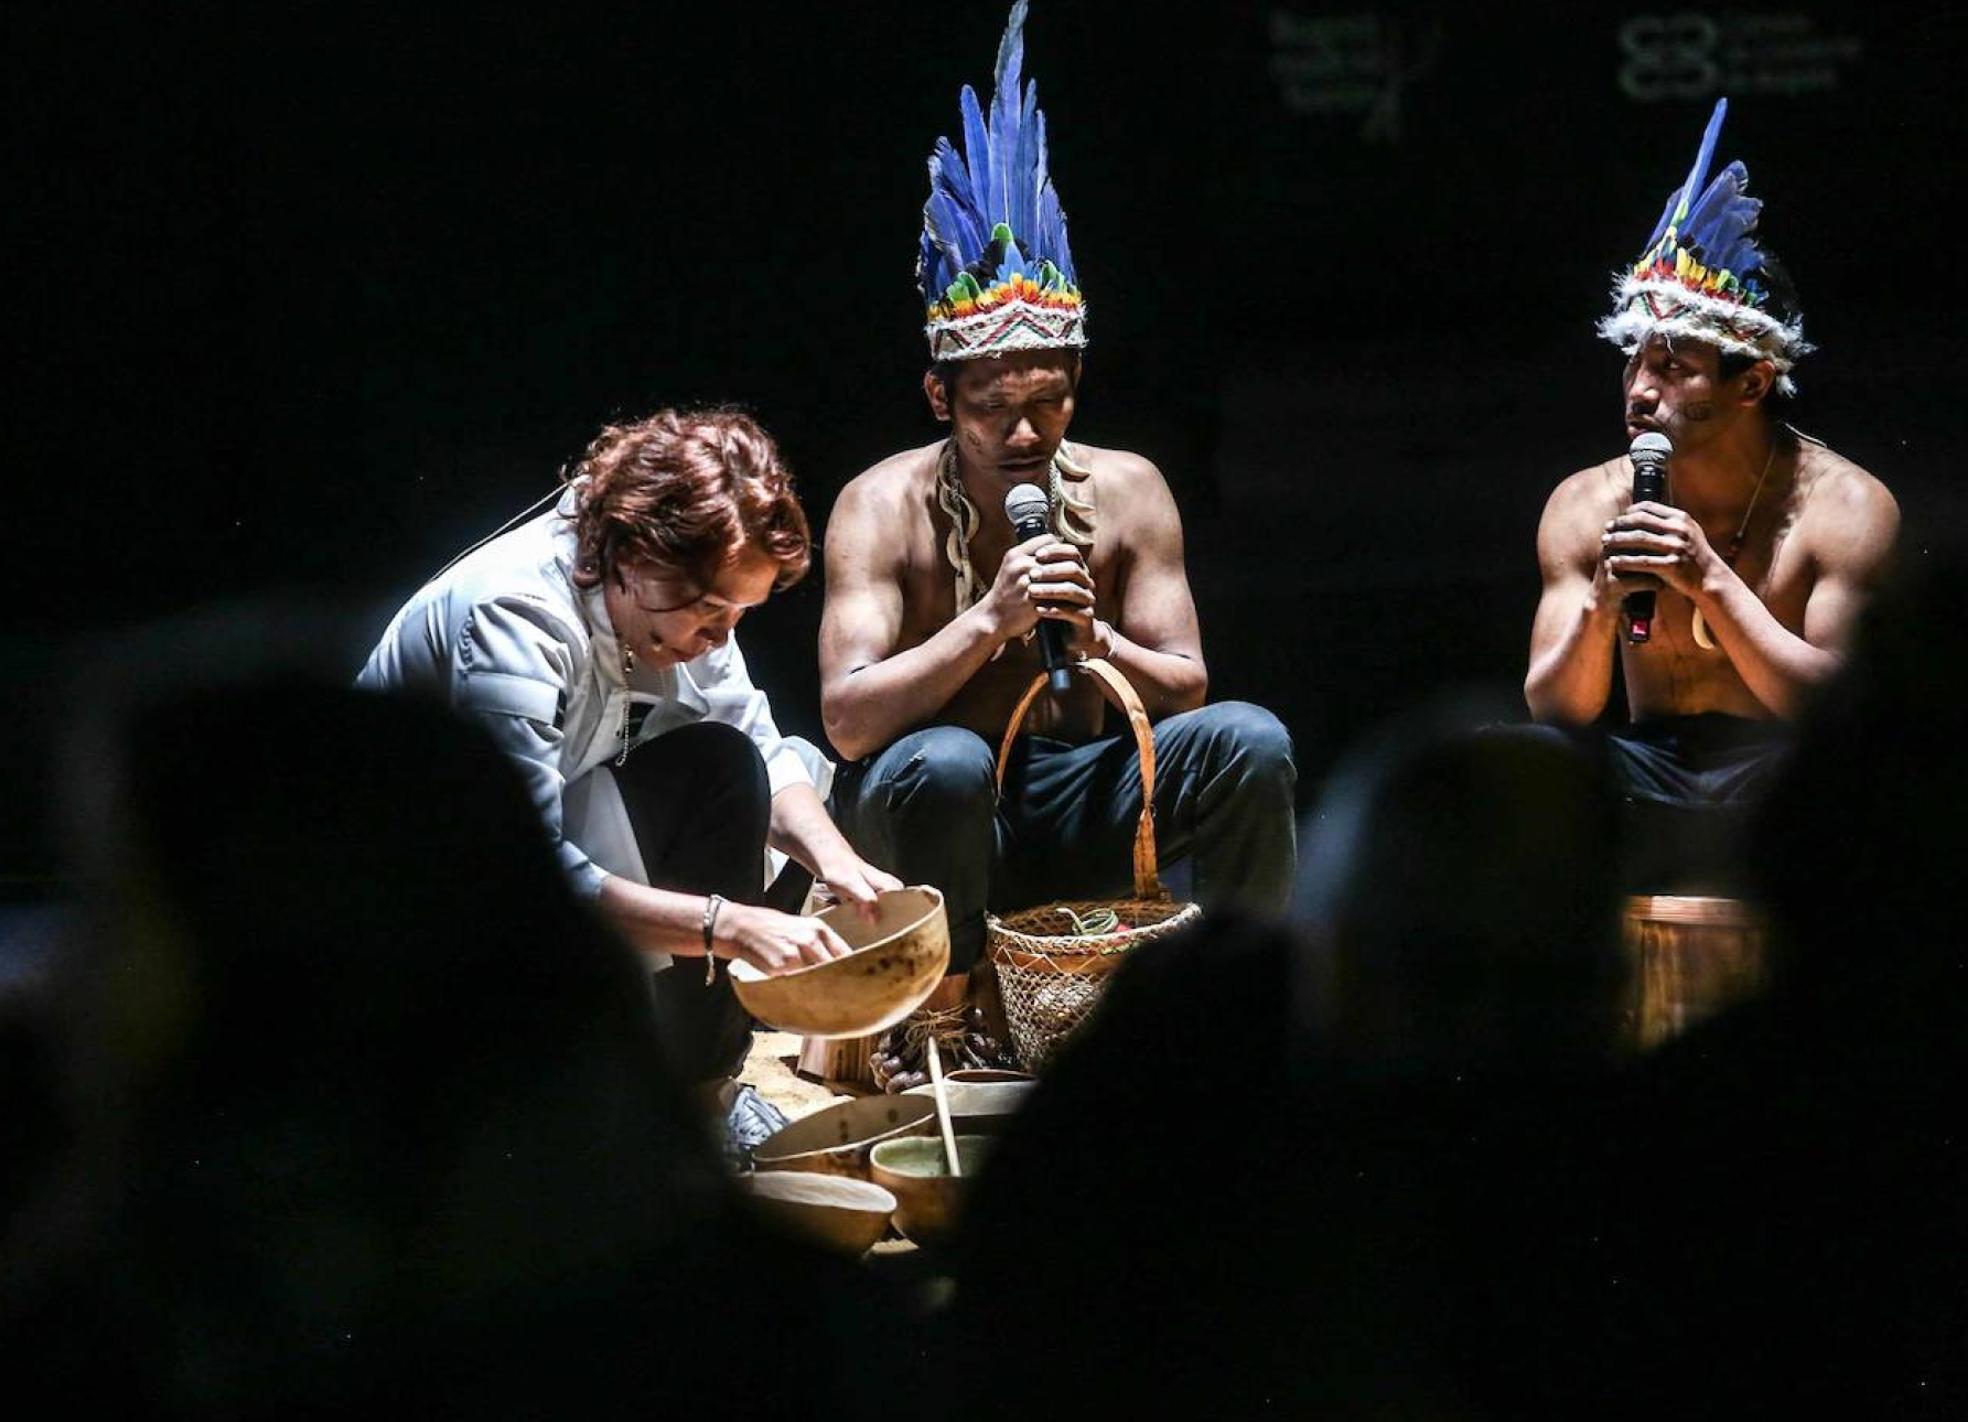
left=1526, top=99, right=1898, bottom=890
left=817, top=2, right=1297, bottom=1086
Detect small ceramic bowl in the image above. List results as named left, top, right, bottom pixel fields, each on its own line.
left=903, top=1071, right=1037, bottom=1135
left=867, top=1134, right=992, bottom=1246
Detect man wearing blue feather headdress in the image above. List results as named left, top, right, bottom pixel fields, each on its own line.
left=818, top=1, right=1297, bottom=1087
left=1526, top=98, right=1899, bottom=891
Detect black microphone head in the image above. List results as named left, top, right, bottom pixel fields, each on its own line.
left=1628, top=430, right=1673, bottom=470
left=1003, top=483, right=1050, bottom=529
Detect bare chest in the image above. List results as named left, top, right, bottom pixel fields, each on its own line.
left=895, top=512, right=1126, bottom=740
left=1620, top=496, right=1813, bottom=718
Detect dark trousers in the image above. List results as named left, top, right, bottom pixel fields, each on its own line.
left=833, top=701, right=1298, bottom=972
left=612, top=722, right=770, bottom=1084
left=1513, top=714, right=1791, bottom=894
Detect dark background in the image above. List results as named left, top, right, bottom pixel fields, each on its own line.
left=6, top=1, right=1961, bottom=889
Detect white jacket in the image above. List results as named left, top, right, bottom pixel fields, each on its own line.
left=357, top=487, right=831, bottom=901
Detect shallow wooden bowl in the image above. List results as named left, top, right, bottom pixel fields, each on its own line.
left=729, top=886, right=951, bottom=1039
left=902, top=1072, right=1037, bottom=1135
left=733, top=1170, right=897, bottom=1256
left=751, top=1094, right=938, bottom=1181
left=867, top=1134, right=992, bottom=1246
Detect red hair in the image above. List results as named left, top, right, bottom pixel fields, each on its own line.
left=564, top=408, right=810, bottom=596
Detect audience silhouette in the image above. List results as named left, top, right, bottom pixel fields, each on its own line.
left=5, top=564, right=1959, bottom=1415
left=3, top=666, right=904, bottom=1414
left=948, top=559, right=1964, bottom=1416
left=945, top=708, right=1626, bottom=1416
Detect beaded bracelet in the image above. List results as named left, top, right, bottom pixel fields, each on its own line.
left=701, top=893, right=725, bottom=986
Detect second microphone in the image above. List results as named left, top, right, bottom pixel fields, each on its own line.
left=1004, top=483, right=1077, bottom=695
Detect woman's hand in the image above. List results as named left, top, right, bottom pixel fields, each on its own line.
left=713, top=902, right=855, bottom=975
left=813, top=853, right=906, bottom=925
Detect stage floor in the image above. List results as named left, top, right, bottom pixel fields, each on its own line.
left=741, top=1030, right=855, bottom=1122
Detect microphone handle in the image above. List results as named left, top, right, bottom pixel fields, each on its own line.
left=1010, top=514, right=1077, bottom=688
left=1622, top=460, right=1668, bottom=644
left=1622, top=588, right=1657, bottom=643
left=1034, top=618, right=1074, bottom=685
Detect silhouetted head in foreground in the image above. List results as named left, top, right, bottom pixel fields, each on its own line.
left=1754, top=552, right=1968, bottom=1055
left=30, top=672, right=739, bottom=1412
left=1295, top=713, right=1625, bottom=1073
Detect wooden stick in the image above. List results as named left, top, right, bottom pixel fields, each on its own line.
left=925, top=1034, right=961, bottom=1178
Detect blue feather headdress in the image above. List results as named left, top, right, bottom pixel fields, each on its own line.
left=918, top=1, right=1087, bottom=361
left=1597, top=99, right=1810, bottom=394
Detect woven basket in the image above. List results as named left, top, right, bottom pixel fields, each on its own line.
left=987, top=659, right=1201, bottom=1071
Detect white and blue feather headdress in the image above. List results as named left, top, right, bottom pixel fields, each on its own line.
left=918, top=1, right=1087, bottom=362
left=1598, top=98, right=1811, bottom=394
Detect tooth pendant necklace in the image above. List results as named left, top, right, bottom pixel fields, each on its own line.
left=1690, top=438, right=1779, bottom=652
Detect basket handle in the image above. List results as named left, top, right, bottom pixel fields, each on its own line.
left=994, top=658, right=1167, bottom=902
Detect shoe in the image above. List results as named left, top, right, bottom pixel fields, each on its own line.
left=722, top=1081, right=789, bottom=1168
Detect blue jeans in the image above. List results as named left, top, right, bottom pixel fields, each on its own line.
left=833, top=702, right=1297, bottom=971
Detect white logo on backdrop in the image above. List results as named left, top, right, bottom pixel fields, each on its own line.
left=1268, top=10, right=1443, bottom=142
left=1619, top=12, right=1864, bottom=101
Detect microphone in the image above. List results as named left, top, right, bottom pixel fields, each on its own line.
left=1622, top=431, right=1673, bottom=644
left=1003, top=483, right=1075, bottom=695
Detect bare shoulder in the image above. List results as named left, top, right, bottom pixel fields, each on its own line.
left=829, top=442, right=941, bottom=543
left=1072, top=442, right=1182, bottom=540
left=1077, top=443, right=1172, bottom=495
left=1793, top=440, right=1900, bottom=571
left=1546, top=456, right=1627, bottom=521
left=1537, top=457, right=1626, bottom=561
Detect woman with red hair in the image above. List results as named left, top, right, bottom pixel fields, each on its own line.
left=361, top=408, right=899, bottom=1149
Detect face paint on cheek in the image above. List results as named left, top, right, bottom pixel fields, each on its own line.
left=1681, top=400, right=1716, bottom=424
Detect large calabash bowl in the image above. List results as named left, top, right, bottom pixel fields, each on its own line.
left=733, top=1170, right=897, bottom=1256
left=728, top=886, right=950, bottom=1039
left=751, top=1094, right=938, bottom=1181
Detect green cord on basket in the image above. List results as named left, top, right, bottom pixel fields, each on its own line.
left=1060, top=905, right=1120, bottom=937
